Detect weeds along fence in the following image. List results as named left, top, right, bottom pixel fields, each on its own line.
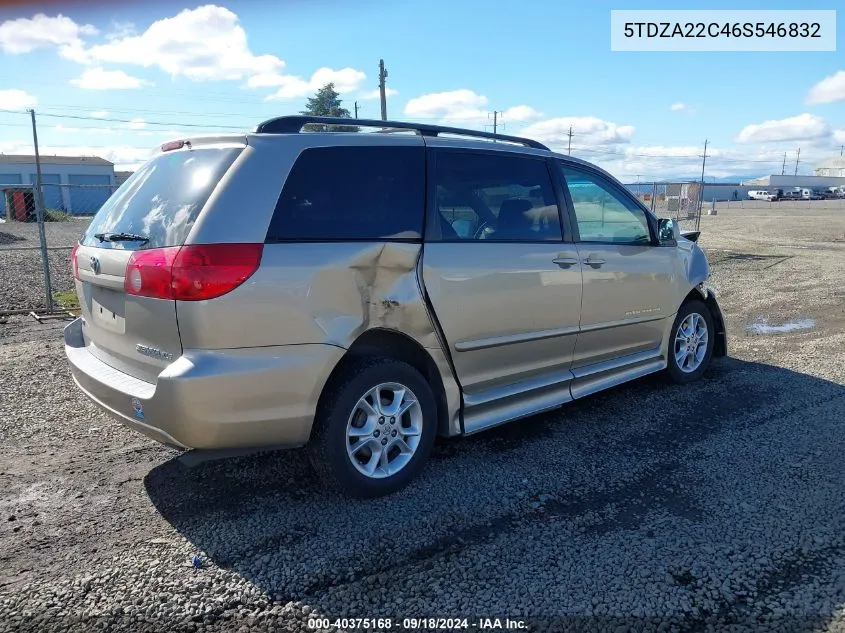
left=0, top=183, right=117, bottom=314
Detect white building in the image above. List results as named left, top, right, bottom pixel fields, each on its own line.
left=0, top=154, right=115, bottom=217
left=814, top=156, right=845, bottom=178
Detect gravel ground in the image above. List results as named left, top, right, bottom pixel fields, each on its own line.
left=1, top=205, right=844, bottom=632
left=0, top=218, right=89, bottom=311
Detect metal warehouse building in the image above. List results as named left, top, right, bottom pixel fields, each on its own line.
left=814, top=156, right=845, bottom=178
left=0, top=154, right=116, bottom=217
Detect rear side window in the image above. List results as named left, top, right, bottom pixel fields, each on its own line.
left=81, top=147, right=241, bottom=250
left=266, top=146, right=424, bottom=241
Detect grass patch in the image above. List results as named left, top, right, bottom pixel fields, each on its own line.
left=45, top=210, right=72, bottom=222
left=52, top=290, right=80, bottom=310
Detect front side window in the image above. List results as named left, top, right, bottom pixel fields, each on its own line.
left=267, top=145, right=424, bottom=241
left=432, top=151, right=562, bottom=242
left=560, top=164, right=652, bottom=245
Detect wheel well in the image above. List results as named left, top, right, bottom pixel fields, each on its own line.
left=681, top=287, right=727, bottom=358
left=322, top=329, right=451, bottom=437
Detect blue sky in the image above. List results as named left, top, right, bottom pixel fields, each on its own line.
left=0, top=0, right=843, bottom=179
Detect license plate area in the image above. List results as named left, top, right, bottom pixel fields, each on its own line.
left=90, top=286, right=126, bottom=334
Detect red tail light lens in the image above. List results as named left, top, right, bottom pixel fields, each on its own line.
left=124, top=244, right=263, bottom=301
left=71, top=243, right=80, bottom=280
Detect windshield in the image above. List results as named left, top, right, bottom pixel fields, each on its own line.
left=81, top=147, right=241, bottom=250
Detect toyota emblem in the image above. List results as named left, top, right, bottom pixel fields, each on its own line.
left=90, top=255, right=101, bottom=275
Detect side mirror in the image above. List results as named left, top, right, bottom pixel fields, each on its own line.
left=657, top=218, right=678, bottom=244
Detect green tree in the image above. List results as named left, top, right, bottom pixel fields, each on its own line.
left=300, top=83, right=359, bottom=132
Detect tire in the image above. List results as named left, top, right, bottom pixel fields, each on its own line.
left=308, top=356, right=437, bottom=498
left=665, top=299, right=715, bottom=384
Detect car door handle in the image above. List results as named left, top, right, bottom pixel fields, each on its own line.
left=583, top=257, right=606, bottom=268
left=552, top=257, right=579, bottom=268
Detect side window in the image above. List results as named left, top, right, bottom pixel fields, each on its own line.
left=560, top=164, right=652, bottom=245
left=433, top=151, right=562, bottom=242
left=267, top=145, right=424, bottom=241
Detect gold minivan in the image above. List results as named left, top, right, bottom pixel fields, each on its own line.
left=65, top=116, right=727, bottom=497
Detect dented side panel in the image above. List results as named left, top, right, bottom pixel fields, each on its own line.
left=178, top=242, right=440, bottom=350
left=176, top=241, right=463, bottom=433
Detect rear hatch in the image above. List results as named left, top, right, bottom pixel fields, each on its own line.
left=73, top=142, right=244, bottom=383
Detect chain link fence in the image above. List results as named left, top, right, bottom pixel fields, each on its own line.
left=628, top=182, right=703, bottom=231
left=1, top=183, right=114, bottom=314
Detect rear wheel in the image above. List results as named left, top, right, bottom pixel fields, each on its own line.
left=666, top=299, right=714, bottom=384
left=309, top=357, right=437, bottom=497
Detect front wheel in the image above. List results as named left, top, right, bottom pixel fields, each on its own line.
left=308, top=357, right=437, bottom=497
left=666, top=300, right=715, bottom=384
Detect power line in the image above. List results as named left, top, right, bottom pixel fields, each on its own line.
left=0, top=108, right=244, bottom=129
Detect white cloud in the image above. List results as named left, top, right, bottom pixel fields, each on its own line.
left=106, top=21, right=135, bottom=41
left=73, top=5, right=285, bottom=82
left=54, top=124, right=120, bottom=136
left=736, top=113, right=830, bottom=143
left=70, top=67, right=146, bottom=90
left=806, top=71, right=845, bottom=105
left=834, top=129, right=845, bottom=144
left=127, top=118, right=146, bottom=130
left=502, top=105, right=543, bottom=122
left=670, top=103, right=687, bottom=111
left=404, top=89, right=489, bottom=121
left=255, top=67, right=367, bottom=100
left=404, top=90, right=542, bottom=125
left=359, top=87, right=398, bottom=100
left=90, top=110, right=109, bottom=118
left=0, top=88, right=37, bottom=110
left=519, top=116, right=636, bottom=148
left=0, top=13, right=96, bottom=56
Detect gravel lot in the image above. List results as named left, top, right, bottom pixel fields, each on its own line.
left=1, top=205, right=844, bottom=632
left=0, top=218, right=88, bottom=312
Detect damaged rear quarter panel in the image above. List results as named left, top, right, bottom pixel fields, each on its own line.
left=177, top=241, right=442, bottom=351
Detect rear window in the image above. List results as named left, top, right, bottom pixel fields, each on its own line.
left=266, top=145, right=424, bottom=241
left=81, top=147, right=242, bottom=250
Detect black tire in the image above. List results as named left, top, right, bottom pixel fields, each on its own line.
left=665, top=299, right=715, bottom=384
left=308, top=356, right=437, bottom=498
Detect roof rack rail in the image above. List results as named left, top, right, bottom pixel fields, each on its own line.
left=253, top=115, right=550, bottom=151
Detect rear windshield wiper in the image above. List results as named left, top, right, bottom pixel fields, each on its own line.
left=94, top=232, right=150, bottom=244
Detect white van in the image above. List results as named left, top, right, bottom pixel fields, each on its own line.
left=747, top=190, right=776, bottom=201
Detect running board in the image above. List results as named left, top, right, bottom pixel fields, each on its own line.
left=461, top=348, right=665, bottom=436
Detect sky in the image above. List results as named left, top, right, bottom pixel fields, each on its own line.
left=0, top=0, right=843, bottom=180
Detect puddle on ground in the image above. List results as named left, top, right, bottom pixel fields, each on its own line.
left=746, top=318, right=816, bottom=335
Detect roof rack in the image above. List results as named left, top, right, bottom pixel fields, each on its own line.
left=253, top=116, right=550, bottom=151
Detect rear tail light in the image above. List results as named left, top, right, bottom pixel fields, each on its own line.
left=71, top=243, right=80, bottom=280
left=124, top=244, right=263, bottom=301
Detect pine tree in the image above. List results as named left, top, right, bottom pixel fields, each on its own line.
left=300, top=83, right=359, bottom=132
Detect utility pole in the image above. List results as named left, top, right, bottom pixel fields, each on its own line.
left=794, top=148, right=800, bottom=176
left=697, top=139, right=708, bottom=230
left=378, top=59, right=388, bottom=121
left=488, top=110, right=503, bottom=139
left=28, top=109, right=53, bottom=312
left=781, top=152, right=787, bottom=176
left=354, top=101, right=359, bottom=119
left=567, top=125, right=574, bottom=155
left=840, top=144, right=843, bottom=157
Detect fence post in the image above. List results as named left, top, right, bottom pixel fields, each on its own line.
left=31, top=185, right=53, bottom=313
left=29, top=110, right=54, bottom=312
left=650, top=183, right=656, bottom=212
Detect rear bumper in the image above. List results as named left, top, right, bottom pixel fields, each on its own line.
left=64, top=317, right=344, bottom=450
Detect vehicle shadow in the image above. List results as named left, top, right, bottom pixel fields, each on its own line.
left=144, top=357, right=845, bottom=629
